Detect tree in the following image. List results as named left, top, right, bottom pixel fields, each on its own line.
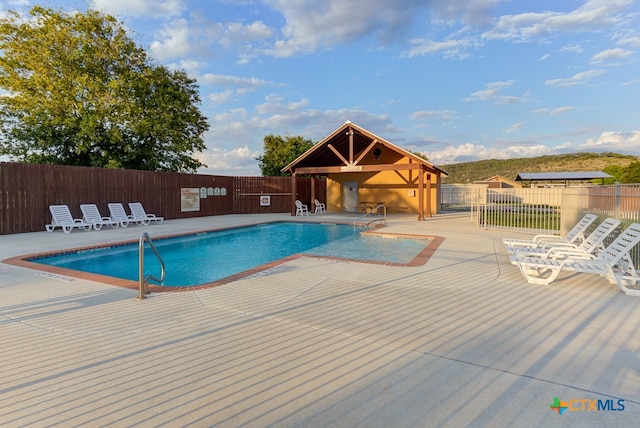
left=411, top=151, right=429, bottom=161
left=619, top=162, right=640, bottom=184
left=0, top=6, right=209, bottom=172
left=601, top=164, right=623, bottom=184
left=256, top=134, right=313, bottom=176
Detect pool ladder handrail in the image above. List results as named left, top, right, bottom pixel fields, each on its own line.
left=138, top=232, right=166, bottom=300
left=353, top=204, right=387, bottom=228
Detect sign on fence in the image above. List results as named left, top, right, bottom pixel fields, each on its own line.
left=181, top=188, right=200, bottom=212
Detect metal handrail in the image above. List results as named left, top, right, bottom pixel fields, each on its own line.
left=353, top=204, right=387, bottom=227
left=138, top=232, right=166, bottom=300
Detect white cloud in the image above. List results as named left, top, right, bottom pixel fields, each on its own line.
left=591, top=47, right=633, bottom=63
left=428, top=142, right=553, bottom=165
left=287, top=99, right=309, bottom=110
left=579, top=130, right=640, bottom=151
left=558, top=43, right=583, bottom=53
left=149, top=18, right=198, bottom=60
left=544, top=69, right=606, bottom=87
left=418, top=124, right=640, bottom=169
left=201, top=74, right=276, bottom=105
left=149, top=18, right=273, bottom=61
left=266, top=0, right=496, bottom=57
left=201, top=74, right=272, bottom=91
left=409, top=110, right=457, bottom=127
left=208, top=90, right=235, bottom=105
left=617, top=36, right=640, bottom=47
left=174, top=59, right=206, bottom=74
left=92, top=0, right=185, bottom=19
left=197, top=97, right=401, bottom=175
left=482, top=0, right=632, bottom=42
left=534, top=106, right=574, bottom=115
left=197, top=146, right=261, bottom=176
left=216, top=21, right=273, bottom=49
left=425, top=129, right=640, bottom=166
left=503, top=122, right=524, bottom=133
left=464, top=80, right=530, bottom=105
left=410, top=110, right=456, bottom=121
left=405, top=37, right=476, bottom=59
left=550, top=106, right=573, bottom=115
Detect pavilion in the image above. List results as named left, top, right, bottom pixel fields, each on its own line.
left=282, top=121, right=447, bottom=220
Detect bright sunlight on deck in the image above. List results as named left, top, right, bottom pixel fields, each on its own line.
left=1, top=213, right=638, bottom=426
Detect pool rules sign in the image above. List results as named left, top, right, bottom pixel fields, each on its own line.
left=181, top=188, right=200, bottom=212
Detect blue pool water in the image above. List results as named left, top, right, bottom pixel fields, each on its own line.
left=33, top=222, right=429, bottom=286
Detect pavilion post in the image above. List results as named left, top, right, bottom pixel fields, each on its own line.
left=290, top=173, right=297, bottom=216
left=418, top=168, right=424, bottom=221
left=425, top=174, right=432, bottom=218
left=310, top=176, right=316, bottom=213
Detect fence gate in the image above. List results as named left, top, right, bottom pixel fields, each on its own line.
left=475, top=187, right=563, bottom=234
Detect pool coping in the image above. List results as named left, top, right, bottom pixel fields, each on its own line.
left=2, top=221, right=444, bottom=292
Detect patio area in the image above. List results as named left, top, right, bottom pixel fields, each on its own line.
left=1, top=212, right=638, bottom=427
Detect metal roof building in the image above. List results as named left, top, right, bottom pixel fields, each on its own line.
left=515, top=171, right=612, bottom=186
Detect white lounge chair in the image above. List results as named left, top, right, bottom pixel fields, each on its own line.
left=508, top=217, right=620, bottom=260
left=503, top=213, right=597, bottom=249
left=129, top=202, right=164, bottom=225
left=45, top=205, right=92, bottom=233
left=314, top=199, right=326, bottom=214
left=295, top=200, right=309, bottom=216
left=513, top=223, right=640, bottom=296
left=108, top=203, right=139, bottom=226
left=80, top=204, right=121, bottom=230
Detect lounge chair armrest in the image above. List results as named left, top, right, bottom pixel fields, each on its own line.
left=532, top=233, right=563, bottom=242
left=546, top=249, right=593, bottom=260
left=539, top=241, right=578, bottom=251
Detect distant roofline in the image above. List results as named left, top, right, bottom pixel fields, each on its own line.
left=515, top=171, right=612, bottom=181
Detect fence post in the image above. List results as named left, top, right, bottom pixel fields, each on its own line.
left=615, top=182, right=621, bottom=219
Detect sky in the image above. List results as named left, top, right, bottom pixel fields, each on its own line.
left=1, top=0, right=639, bottom=175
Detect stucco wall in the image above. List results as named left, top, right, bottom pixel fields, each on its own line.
left=326, top=169, right=441, bottom=215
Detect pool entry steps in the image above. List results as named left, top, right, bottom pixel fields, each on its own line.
left=353, top=203, right=387, bottom=228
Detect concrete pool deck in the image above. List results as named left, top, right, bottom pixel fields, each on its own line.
left=1, top=212, right=638, bottom=427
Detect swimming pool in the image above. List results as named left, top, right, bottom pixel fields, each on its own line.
left=30, top=222, right=433, bottom=287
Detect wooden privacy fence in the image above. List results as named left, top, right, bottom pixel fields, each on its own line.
left=232, top=176, right=324, bottom=214
left=0, top=162, right=326, bottom=235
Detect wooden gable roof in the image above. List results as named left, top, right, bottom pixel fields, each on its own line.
left=281, top=121, right=447, bottom=176
left=475, top=175, right=521, bottom=187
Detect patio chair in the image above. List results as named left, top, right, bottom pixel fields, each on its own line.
left=513, top=223, right=640, bottom=296
left=45, top=205, right=92, bottom=233
left=129, top=202, right=164, bottom=225
left=108, top=203, right=138, bottom=226
left=314, top=199, right=326, bottom=214
left=507, top=217, right=620, bottom=260
left=80, top=204, right=121, bottom=230
left=502, top=213, right=597, bottom=249
left=295, top=200, right=309, bottom=216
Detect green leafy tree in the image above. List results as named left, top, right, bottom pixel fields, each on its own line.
left=619, top=162, right=640, bottom=184
left=411, top=151, right=429, bottom=161
left=0, top=6, right=209, bottom=172
left=601, top=164, right=623, bottom=184
left=256, top=134, right=313, bottom=176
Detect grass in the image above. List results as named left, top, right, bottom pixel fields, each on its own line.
left=479, top=205, right=561, bottom=231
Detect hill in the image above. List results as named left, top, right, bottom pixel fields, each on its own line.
left=439, top=152, right=638, bottom=184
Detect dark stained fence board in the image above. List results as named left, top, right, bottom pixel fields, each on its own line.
left=0, top=163, right=325, bottom=235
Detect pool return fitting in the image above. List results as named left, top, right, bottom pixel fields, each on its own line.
left=138, top=232, right=166, bottom=300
